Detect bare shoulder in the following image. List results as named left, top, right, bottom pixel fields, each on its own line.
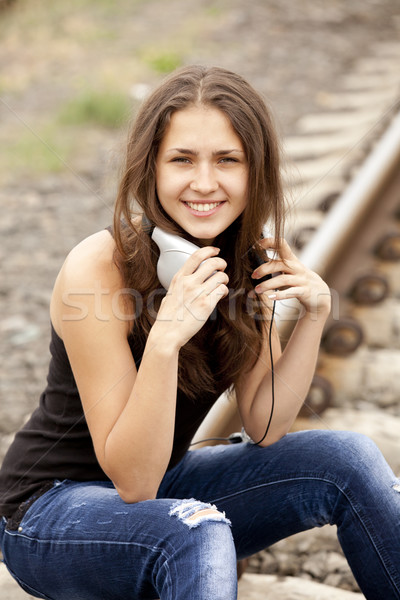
left=62, top=228, right=117, bottom=279
left=50, top=229, right=128, bottom=336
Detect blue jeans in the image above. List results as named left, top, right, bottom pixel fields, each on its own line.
left=1, top=429, right=400, bottom=600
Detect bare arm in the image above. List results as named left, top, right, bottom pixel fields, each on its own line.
left=236, top=239, right=331, bottom=445
left=51, top=231, right=228, bottom=503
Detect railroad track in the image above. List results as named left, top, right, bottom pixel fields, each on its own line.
left=236, top=35, right=400, bottom=600
left=287, top=107, right=400, bottom=422
left=273, top=38, right=400, bottom=423
left=193, top=36, right=400, bottom=449
left=195, top=73, right=400, bottom=595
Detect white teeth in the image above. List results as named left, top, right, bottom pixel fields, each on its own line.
left=186, top=202, right=221, bottom=212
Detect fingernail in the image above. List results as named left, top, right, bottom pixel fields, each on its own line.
left=255, top=285, right=262, bottom=293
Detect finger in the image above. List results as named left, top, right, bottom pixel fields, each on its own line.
left=180, top=246, right=221, bottom=276
left=252, top=259, right=296, bottom=280
left=254, top=273, right=302, bottom=294
left=207, top=283, right=230, bottom=307
left=258, top=237, right=296, bottom=261
left=266, top=286, right=306, bottom=301
left=194, top=256, right=228, bottom=282
left=202, top=270, right=229, bottom=295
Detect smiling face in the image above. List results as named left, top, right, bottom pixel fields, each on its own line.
left=155, top=104, right=249, bottom=245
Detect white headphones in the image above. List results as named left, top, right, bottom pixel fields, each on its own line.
left=144, top=215, right=275, bottom=290
left=151, top=226, right=201, bottom=290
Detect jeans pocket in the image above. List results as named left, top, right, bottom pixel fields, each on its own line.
left=5, top=481, right=56, bottom=532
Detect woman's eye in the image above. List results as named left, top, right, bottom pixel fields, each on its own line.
left=171, top=157, right=191, bottom=164
left=219, top=157, right=238, bottom=164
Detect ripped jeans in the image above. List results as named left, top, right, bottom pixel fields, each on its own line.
left=1, top=429, right=400, bottom=600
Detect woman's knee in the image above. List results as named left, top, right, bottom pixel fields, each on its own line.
left=169, top=498, right=231, bottom=528
left=168, top=498, right=235, bottom=560
left=299, top=429, right=394, bottom=496
left=164, top=499, right=237, bottom=597
left=295, top=429, right=381, bottom=467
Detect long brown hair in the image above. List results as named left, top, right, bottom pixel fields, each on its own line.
left=113, top=65, right=286, bottom=399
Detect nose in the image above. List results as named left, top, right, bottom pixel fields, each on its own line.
left=190, top=163, right=218, bottom=194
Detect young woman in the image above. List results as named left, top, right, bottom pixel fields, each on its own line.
left=1, top=65, right=400, bottom=600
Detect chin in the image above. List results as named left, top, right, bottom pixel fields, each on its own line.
left=191, top=233, right=217, bottom=246
left=187, top=226, right=223, bottom=244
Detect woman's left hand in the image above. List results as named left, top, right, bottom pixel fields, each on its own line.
left=251, top=238, right=331, bottom=318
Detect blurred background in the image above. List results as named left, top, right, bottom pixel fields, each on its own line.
left=1, top=1, right=400, bottom=596
left=1, top=0, right=399, bottom=429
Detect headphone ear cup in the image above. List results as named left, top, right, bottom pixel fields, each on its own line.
left=151, top=227, right=201, bottom=290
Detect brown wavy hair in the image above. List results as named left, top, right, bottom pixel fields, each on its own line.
left=113, top=65, right=286, bottom=400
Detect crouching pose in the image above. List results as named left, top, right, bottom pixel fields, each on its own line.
left=1, top=65, right=400, bottom=599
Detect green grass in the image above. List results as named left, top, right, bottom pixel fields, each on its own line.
left=204, top=5, right=223, bottom=18
left=58, top=89, right=131, bottom=128
left=143, top=49, right=183, bottom=74
left=0, top=0, right=145, bottom=27
left=1, top=89, right=132, bottom=178
left=6, top=124, right=74, bottom=175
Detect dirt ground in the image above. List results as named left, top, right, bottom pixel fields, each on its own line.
left=1, top=0, right=400, bottom=493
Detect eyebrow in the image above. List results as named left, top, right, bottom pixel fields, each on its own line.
left=166, top=148, right=245, bottom=156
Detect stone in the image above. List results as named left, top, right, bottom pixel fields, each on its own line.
left=238, top=573, right=364, bottom=599
left=352, top=300, right=400, bottom=350
left=303, top=550, right=348, bottom=579
left=251, top=525, right=360, bottom=590
left=317, top=348, right=400, bottom=409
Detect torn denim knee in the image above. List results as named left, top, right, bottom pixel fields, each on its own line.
left=169, top=499, right=231, bottom=529
left=392, top=481, right=400, bottom=493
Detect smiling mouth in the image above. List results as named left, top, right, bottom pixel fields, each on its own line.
left=185, top=201, right=224, bottom=212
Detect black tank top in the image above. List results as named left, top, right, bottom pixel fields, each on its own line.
left=0, top=322, right=225, bottom=517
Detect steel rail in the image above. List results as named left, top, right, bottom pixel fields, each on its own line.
left=277, top=108, right=400, bottom=340
left=299, top=111, right=400, bottom=275
left=192, top=109, right=400, bottom=446
left=276, top=112, right=400, bottom=340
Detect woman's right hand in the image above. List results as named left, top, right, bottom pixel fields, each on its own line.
left=152, top=246, right=229, bottom=349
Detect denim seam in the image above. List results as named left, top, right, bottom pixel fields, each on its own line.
left=210, top=474, right=400, bottom=596
left=333, top=480, right=400, bottom=597
left=157, top=549, right=176, bottom=600
left=4, top=528, right=171, bottom=552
